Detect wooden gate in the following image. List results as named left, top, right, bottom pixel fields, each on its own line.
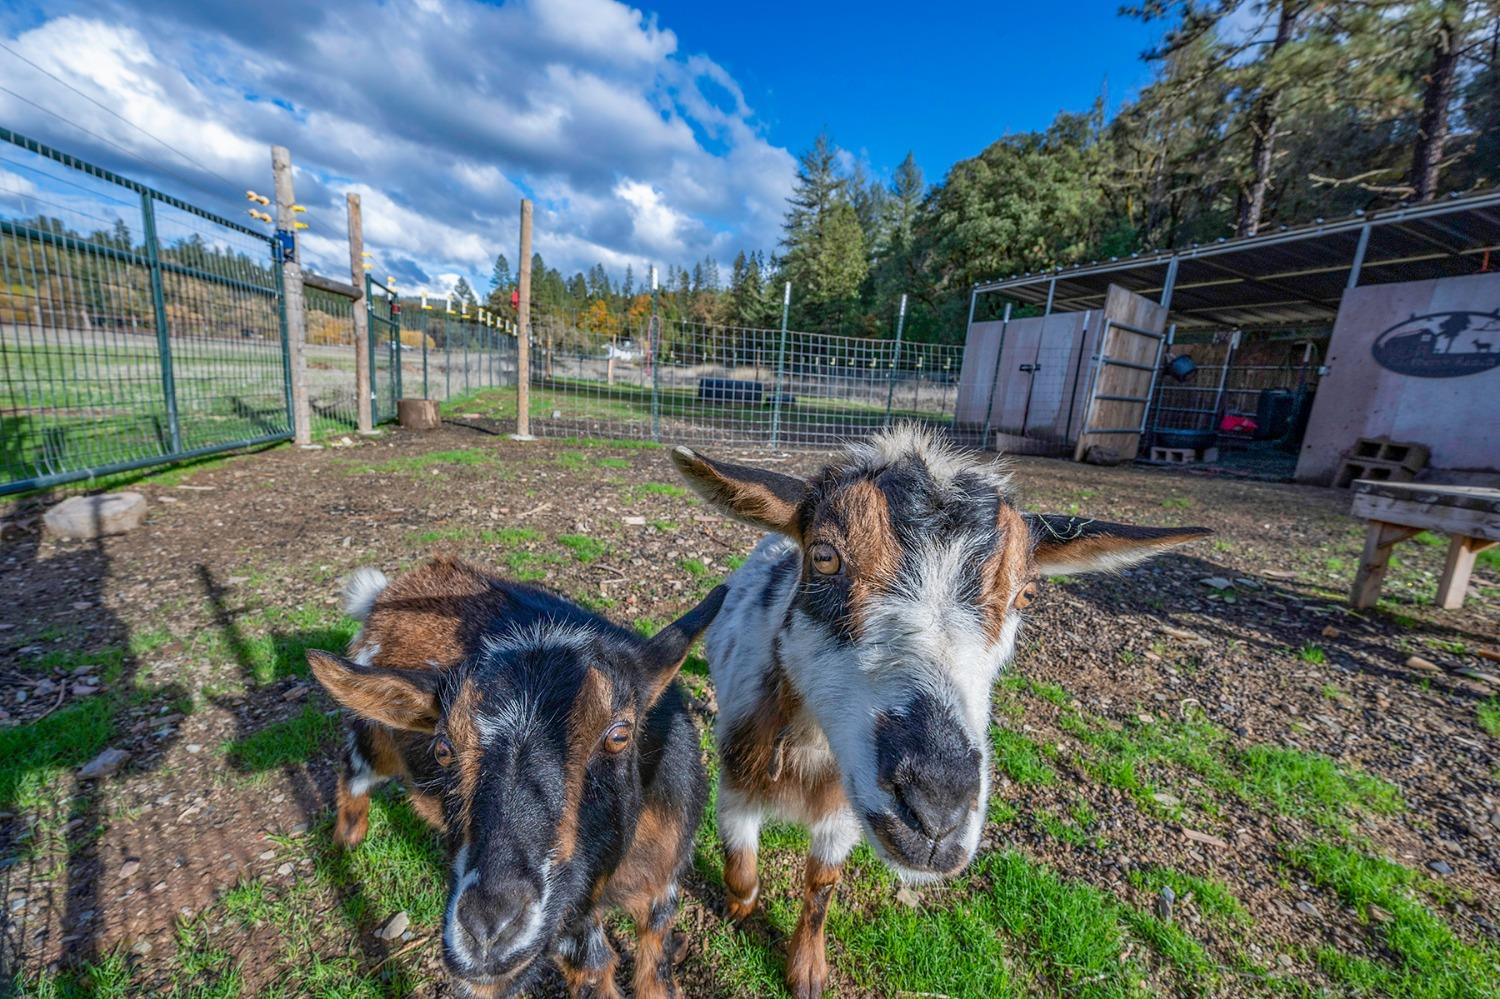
left=1072, top=287, right=1171, bottom=462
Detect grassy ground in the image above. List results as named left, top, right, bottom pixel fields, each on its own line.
left=2, top=427, right=1498, bottom=997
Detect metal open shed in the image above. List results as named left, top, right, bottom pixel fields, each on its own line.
left=961, top=190, right=1500, bottom=477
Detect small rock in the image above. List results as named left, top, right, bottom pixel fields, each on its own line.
left=71, top=601, right=92, bottom=611
left=1457, top=670, right=1500, bottom=686
left=33, top=679, right=57, bottom=696
left=1427, top=859, right=1453, bottom=876
left=1152, top=792, right=1181, bottom=808
left=1263, top=569, right=1298, bottom=581
left=258, top=850, right=276, bottom=861
left=895, top=887, right=921, bottom=908
left=1159, top=626, right=1201, bottom=642
left=72, top=683, right=99, bottom=697
left=1200, top=577, right=1233, bottom=590
left=78, top=748, right=130, bottom=780
left=185, top=744, right=203, bottom=755
left=1154, top=886, right=1175, bottom=921
left=282, top=685, right=309, bottom=702
left=129, top=938, right=152, bottom=956
left=1368, top=904, right=1392, bottom=923
left=1406, top=655, right=1440, bottom=673
left=376, top=911, right=410, bottom=941
left=622, top=516, right=647, bottom=526
left=118, top=860, right=141, bottom=880
left=276, top=863, right=294, bottom=877
left=1321, top=625, right=1340, bottom=639
left=43, top=492, right=148, bottom=539
left=1295, top=900, right=1320, bottom=917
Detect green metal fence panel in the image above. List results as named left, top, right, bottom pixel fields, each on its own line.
left=0, top=128, right=289, bottom=495
left=303, top=284, right=362, bottom=434
left=365, top=275, right=400, bottom=424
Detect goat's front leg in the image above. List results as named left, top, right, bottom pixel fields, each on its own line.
left=785, top=812, right=860, bottom=999
left=555, top=912, right=621, bottom=999
left=718, top=785, right=764, bottom=922
left=627, top=881, right=682, bottom=999
left=335, top=721, right=403, bottom=846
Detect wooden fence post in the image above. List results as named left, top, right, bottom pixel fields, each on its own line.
left=513, top=199, right=534, bottom=439
left=347, top=193, right=374, bottom=434
left=272, top=145, right=311, bottom=445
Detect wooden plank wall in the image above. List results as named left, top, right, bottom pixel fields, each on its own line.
left=1296, top=272, right=1500, bottom=483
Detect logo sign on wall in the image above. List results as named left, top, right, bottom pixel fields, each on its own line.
left=1371, top=310, right=1500, bottom=378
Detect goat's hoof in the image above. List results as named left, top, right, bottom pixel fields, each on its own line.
left=724, top=892, right=758, bottom=923
left=785, top=963, right=826, bottom=999
left=334, top=814, right=368, bottom=848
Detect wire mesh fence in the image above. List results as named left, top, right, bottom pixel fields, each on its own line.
left=0, top=128, right=288, bottom=495
left=483, top=308, right=966, bottom=446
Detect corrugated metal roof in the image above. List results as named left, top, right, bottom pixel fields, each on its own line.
left=973, top=190, right=1500, bottom=331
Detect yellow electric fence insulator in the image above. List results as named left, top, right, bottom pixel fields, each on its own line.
left=362, top=262, right=372, bottom=270
left=291, top=205, right=306, bottom=213
left=361, top=251, right=372, bottom=258
left=293, top=221, right=308, bottom=230
left=421, top=294, right=430, bottom=310
left=245, top=190, right=259, bottom=201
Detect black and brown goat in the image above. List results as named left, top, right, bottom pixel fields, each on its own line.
left=306, top=557, right=725, bottom=999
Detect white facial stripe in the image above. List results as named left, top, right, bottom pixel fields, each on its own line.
left=443, top=843, right=479, bottom=960
left=481, top=620, right=596, bottom=657
left=476, top=692, right=538, bottom=746
left=443, top=846, right=554, bottom=967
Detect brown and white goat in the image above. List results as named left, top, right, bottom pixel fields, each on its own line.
left=672, top=426, right=1209, bottom=999
left=306, top=557, right=725, bottom=999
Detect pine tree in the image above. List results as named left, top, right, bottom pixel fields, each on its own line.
left=781, top=133, right=868, bottom=332
left=488, top=253, right=512, bottom=293
left=453, top=276, right=476, bottom=307
left=622, top=264, right=635, bottom=299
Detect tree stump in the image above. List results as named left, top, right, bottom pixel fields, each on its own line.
left=397, top=398, right=441, bottom=431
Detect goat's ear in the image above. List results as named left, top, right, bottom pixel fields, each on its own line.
left=639, top=584, right=728, bottom=704
left=1025, top=514, right=1211, bottom=577
left=671, top=446, right=805, bottom=536
left=306, top=650, right=441, bottom=733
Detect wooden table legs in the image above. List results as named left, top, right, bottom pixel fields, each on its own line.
left=1350, top=521, right=1420, bottom=610
left=1437, top=535, right=1497, bottom=610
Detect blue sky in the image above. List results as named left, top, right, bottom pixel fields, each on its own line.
left=0, top=0, right=1169, bottom=298
left=645, top=1, right=1162, bottom=181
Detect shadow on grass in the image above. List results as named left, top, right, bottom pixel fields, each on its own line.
left=0, top=495, right=188, bottom=979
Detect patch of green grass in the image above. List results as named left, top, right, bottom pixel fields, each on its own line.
left=557, top=534, right=608, bottom=563
left=225, top=705, right=341, bottom=772
left=0, top=696, right=114, bottom=811
left=680, top=558, right=709, bottom=578
left=1286, top=840, right=1500, bottom=998
left=1322, top=683, right=1344, bottom=701
left=1478, top=546, right=1500, bottom=571
left=1237, top=745, right=1403, bottom=825
left=636, top=482, right=689, bottom=499
left=1126, top=866, right=1250, bottom=929
left=1478, top=699, right=1500, bottom=739
left=650, top=519, right=678, bottom=532
left=1120, top=908, right=1217, bottom=985
left=313, top=788, right=447, bottom=928
left=411, top=527, right=468, bottom=544
left=991, top=726, right=1057, bottom=785
left=597, top=456, right=630, bottom=469
left=555, top=436, right=662, bottom=449
left=484, top=526, right=541, bottom=546
left=1160, top=496, right=1192, bottom=510
left=23, top=951, right=135, bottom=999
left=555, top=449, right=590, bottom=469
left=1023, top=677, right=1070, bottom=706
left=1412, top=530, right=1445, bottom=547
left=726, top=554, right=748, bottom=570
left=358, top=448, right=493, bottom=474
left=1298, top=643, right=1327, bottom=664
left=504, top=549, right=561, bottom=581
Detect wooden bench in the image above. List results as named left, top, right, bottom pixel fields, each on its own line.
left=1349, top=480, right=1500, bottom=610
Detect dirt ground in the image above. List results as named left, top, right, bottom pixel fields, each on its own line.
left=1, top=423, right=1497, bottom=997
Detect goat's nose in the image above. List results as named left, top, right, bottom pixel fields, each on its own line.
left=456, top=880, right=535, bottom=954
left=891, top=749, right=981, bottom=842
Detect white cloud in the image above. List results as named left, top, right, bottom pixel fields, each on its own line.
left=0, top=0, right=797, bottom=291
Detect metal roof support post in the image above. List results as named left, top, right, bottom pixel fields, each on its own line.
left=981, top=302, right=1012, bottom=447
left=1160, top=256, right=1179, bottom=311
left=1347, top=223, right=1371, bottom=289
left=1043, top=277, right=1057, bottom=316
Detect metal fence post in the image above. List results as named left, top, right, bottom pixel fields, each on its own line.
left=272, top=145, right=311, bottom=444
left=422, top=321, right=430, bottom=398
left=770, top=281, right=791, bottom=448
left=981, top=302, right=1011, bottom=446
left=139, top=192, right=182, bottom=454
left=884, top=293, right=907, bottom=427
left=650, top=266, right=662, bottom=441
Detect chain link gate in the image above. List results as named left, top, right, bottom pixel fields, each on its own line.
left=0, top=129, right=292, bottom=496
left=365, top=274, right=402, bottom=423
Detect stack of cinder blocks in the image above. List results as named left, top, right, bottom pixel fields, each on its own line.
left=1334, top=437, right=1429, bottom=488
left=1149, top=445, right=1219, bottom=464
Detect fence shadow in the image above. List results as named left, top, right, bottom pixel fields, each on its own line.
left=0, top=497, right=187, bottom=980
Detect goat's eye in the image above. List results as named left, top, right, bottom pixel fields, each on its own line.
left=1014, top=582, right=1038, bottom=610
left=602, top=722, right=632, bottom=754
left=809, top=542, right=841, bottom=576
left=432, top=736, right=454, bottom=767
